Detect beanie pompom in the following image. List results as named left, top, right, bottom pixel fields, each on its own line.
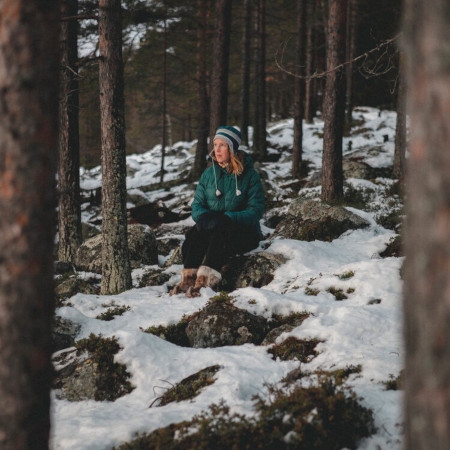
left=214, top=126, right=242, bottom=153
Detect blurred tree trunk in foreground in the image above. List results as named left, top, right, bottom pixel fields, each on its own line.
left=99, top=0, right=132, bottom=294
left=321, top=0, right=347, bottom=204
left=58, top=0, right=82, bottom=264
left=0, top=1, right=60, bottom=448
left=402, top=0, right=450, bottom=448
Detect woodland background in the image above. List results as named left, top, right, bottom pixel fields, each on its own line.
left=0, top=0, right=448, bottom=449
left=77, top=0, right=402, bottom=167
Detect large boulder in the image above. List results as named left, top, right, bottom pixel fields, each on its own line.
left=76, top=224, right=158, bottom=273
left=273, top=198, right=369, bottom=242
left=304, top=159, right=376, bottom=188
left=185, top=298, right=272, bottom=348
left=220, top=251, right=286, bottom=291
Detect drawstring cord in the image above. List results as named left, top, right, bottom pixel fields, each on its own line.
left=210, top=150, right=241, bottom=197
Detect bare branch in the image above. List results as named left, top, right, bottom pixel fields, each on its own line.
left=276, top=33, right=401, bottom=81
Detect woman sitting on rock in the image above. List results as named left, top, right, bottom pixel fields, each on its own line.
left=170, top=126, right=265, bottom=297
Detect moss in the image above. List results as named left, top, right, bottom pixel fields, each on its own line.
left=75, top=333, right=134, bottom=401
left=206, top=291, right=236, bottom=306
left=151, top=365, right=221, bottom=407
left=254, top=376, right=375, bottom=450
left=96, top=304, right=131, bottom=321
left=296, top=216, right=356, bottom=242
left=116, top=375, right=375, bottom=450
left=271, top=311, right=311, bottom=327
left=337, top=270, right=355, bottom=280
left=326, top=287, right=348, bottom=301
left=141, top=315, right=191, bottom=348
left=343, top=184, right=375, bottom=210
left=304, top=286, right=320, bottom=296
left=379, top=235, right=403, bottom=257
left=382, top=370, right=403, bottom=390
left=268, top=336, right=321, bottom=362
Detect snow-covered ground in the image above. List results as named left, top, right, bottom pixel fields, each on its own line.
left=52, top=107, right=404, bottom=449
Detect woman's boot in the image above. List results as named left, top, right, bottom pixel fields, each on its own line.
left=186, top=265, right=222, bottom=298
left=169, top=268, right=197, bottom=295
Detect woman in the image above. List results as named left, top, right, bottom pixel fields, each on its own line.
left=170, top=126, right=265, bottom=297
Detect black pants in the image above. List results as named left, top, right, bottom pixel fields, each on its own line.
left=182, top=221, right=260, bottom=272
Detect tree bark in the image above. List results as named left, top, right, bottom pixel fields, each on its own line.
left=192, top=0, right=211, bottom=179
left=402, top=0, right=450, bottom=448
left=99, top=0, right=132, bottom=294
left=58, top=0, right=82, bottom=264
left=304, top=0, right=317, bottom=124
left=393, top=53, right=407, bottom=182
left=240, top=0, right=252, bottom=146
left=0, top=1, right=60, bottom=448
left=344, top=0, right=357, bottom=128
left=209, top=0, right=232, bottom=143
left=292, top=0, right=307, bottom=178
left=321, top=0, right=347, bottom=204
left=253, top=0, right=267, bottom=160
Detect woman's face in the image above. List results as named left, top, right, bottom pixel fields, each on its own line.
left=213, top=138, right=231, bottom=165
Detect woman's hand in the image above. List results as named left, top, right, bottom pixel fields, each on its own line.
left=196, top=212, right=230, bottom=231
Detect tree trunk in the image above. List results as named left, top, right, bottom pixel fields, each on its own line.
left=292, top=0, right=307, bottom=178
left=393, top=53, right=407, bottom=182
left=99, top=0, right=132, bottom=295
left=209, top=0, right=232, bottom=143
left=192, top=0, right=211, bottom=179
left=304, top=0, right=316, bottom=124
left=253, top=0, right=267, bottom=160
left=160, top=12, right=168, bottom=185
left=344, top=0, right=357, bottom=128
left=321, top=0, right=347, bottom=204
left=240, top=0, right=252, bottom=146
left=0, top=1, right=60, bottom=448
left=58, top=0, right=82, bottom=264
left=402, top=0, right=450, bottom=448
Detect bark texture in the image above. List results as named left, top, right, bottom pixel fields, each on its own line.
left=253, top=0, right=267, bottom=160
left=0, top=1, right=60, bottom=448
left=321, top=0, right=347, bottom=204
left=58, top=0, right=82, bottom=263
left=99, top=0, right=132, bottom=294
left=192, top=0, right=211, bottom=179
left=209, top=0, right=232, bottom=143
left=393, top=53, right=407, bottom=181
left=402, top=0, right=450, bottom=448
left=292, top=0, right=307, bottom=178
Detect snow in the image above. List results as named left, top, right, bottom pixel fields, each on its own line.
left=51, top=107, right=404, bottom=450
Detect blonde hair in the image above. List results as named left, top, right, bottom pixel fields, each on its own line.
left=213, top=148, right=244, bottom=176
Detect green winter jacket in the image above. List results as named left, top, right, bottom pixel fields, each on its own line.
left=191, top=151, right=265, bottom=238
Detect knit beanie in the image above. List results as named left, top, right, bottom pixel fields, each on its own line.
left=214, top=126, right=242, bottom=153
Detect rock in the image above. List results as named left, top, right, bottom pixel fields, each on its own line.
left=305, top=159, right=375, bottom=189
left=54, top=261, right=76, bottom=275
left=127, top=224, right=158, bottom=267
left=220, top=252, right=286, bottom=291
left=55, top=275, right=100, bottom=302
left=185, top=299, right=272, bottom=348
left=138, top=267, right=172, bottom=287
left=52, top=316, right=81, bottom=351
left=274, top=198, right=369, bottom=242
left=76, top=224, right=158, bottom=273
left=53, top=349, right=99, bottom=401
